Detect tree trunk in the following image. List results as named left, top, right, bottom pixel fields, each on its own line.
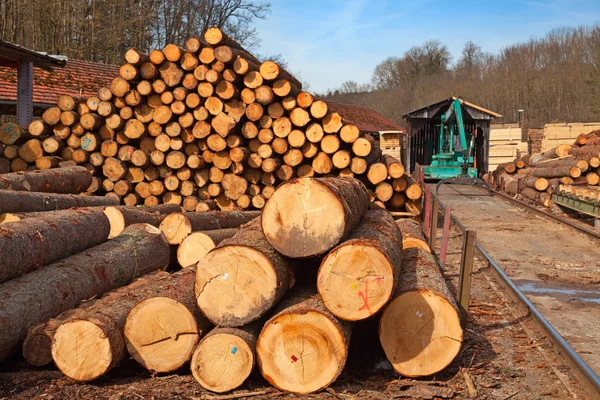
left=262, top=177, right=370, bottom=258
left=395, top=218, right=430, bottom=252
left=520, top=187, right=539, bottom=201
left=191, top=324, right=260, bottom=393
left=522, top=176, right=548, bottom=191
left=383, top=154, right=405, bottom=178
left=318, top=209, right=402, bottom=321
left=404, top=175, right=423, bottom=200
left=379, top=247, right=462, bottom=377
left=176, top=228, right=239, bottom=268
left=195, top=218, right=294, bottom=327
left=159, top=210, right=261, bottom=245
left=0, top=121, right=29, bottom=145
left=528, top=166, right=581, bottom=178
left=0, top=166, right=92, bottom=193
left=2, top=224, right=169, bottom=364
left=0, top=190, right=118, bottom=214
left=124, top=268, right=212, bottom=373
left=256, top=289, right=351, bottom=394
left=0, top=208, right=111, bottom=283
left=103, top=204, right=181, bottom=239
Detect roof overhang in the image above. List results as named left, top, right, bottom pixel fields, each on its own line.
left=0, top=40, right=66, bottom=71
left=403, top=96, right=501, bottom=121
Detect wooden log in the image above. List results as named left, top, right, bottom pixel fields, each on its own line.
left=0, top=166, right=92, bottom=194
left=262, top=177, right=370, bottom=258
left=0, top=190, right=118, bottom=215
left=379, top=247, right=462, bottom=377
left=395, top=219, right=430, bottom=252
left=256, top=290, right=350, bottom=394
left=520, top=187, right=539, bottom=201
left=317, top=209, right=402, bottom=321
left=177, top=228, right=239, bottom=268
left=259, top=60, right=302, bottom=88
left=0, top=208, right=110, bottom=284
left=124, top=268, right=212, bottom=373
left=102, top=204, right=181, bottom=239
left=522, top=176, right=549, bottom=191
left=528, top=166, right=581, bottom=178
left=0, top=122, right=28, bottom=145
left=2, top=224, right=168, bottom=365
left=191, top=324, right=259, bottom=393
left=367, top=162, right=388, bottom=185
left=405, top=175, right=423, bottom=200
left=195, top=218, right=294, bottom=326
left=383, top=154, right=405, bottom=178
left=587, top=172, right=600, bottom=186
left=17, top=138, right=43, bottom=162
left=159, top=210, right=261, bottom=245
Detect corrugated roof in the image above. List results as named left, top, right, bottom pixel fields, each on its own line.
left=0, top=40, right=67, bottom=70
left=0, top=59, right=119, bottom=105
left=326, top=101, right=405, bottom=133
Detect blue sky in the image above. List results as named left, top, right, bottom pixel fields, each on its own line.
left=253, top=0, right=600, bottom=92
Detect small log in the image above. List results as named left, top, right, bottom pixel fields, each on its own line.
left=256, top=290, right=351, bottom=394
left=159, top=210, right=261, bottom=245
left=196, top=218, right=293, bottom=326
left=262, top=177, right=370, bottom=258
left=177, top=228, right=239, bottom=268
left=395, top=219, right=430, bottom=252
left=379, top=247, right=463, bottom=377
left=318, top=209, right=402, bottom=321
left=0, top=190, right=118, bottom=215
left=103, top=204, right=181, bottom=239
left=383, top=154, right=405, bottom=178
left=0, top=166, right=91, bottom=193
left=522, top=176, right=549, bottom=191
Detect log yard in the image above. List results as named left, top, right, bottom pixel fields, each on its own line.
left=0, top=1, right=599, bottom=399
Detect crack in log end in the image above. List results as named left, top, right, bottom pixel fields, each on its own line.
left=139, top=331, right=198, bottom=347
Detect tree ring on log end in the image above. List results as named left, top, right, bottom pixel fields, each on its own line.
left=379, top=290, right=462, bottom=377
left=257, top=310, right=347, bottom=394
left=52, top=320, right=113, bottom=381
left=195, top=246, right=278, bottom=326
left=191, top=333, right=254, bottom=393
left=318, top=244, right=395, bottom=321
left=177, top=232, right=217, bottom=268
left=124, top=297, right=199, bottom=373
left=261, top=178, right=345, bottom=258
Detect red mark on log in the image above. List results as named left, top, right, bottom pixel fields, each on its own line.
left=358, top=281, right=372, bottom=314
left=290, top=355, right=298, bottom=362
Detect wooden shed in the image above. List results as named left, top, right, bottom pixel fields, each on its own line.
left=403, top=97, right=500, bottom=175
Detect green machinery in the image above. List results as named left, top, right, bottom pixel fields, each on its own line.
left=423, top=98, right=478, bottom=180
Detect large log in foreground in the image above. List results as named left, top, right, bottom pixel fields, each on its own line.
left=256, top=290, right=351, bottom=394
left=195, top=218, right=294, bottom=327
left=191, top=324, right=260, bottom=393
left=0, top=166, right=92, bottom=193
left=379, top=247, right=462, bottom=377
left=124, top=268, right=212, bottom=373
left=0, top=208, right=110, bottom=284
left=0, top=224, right=169, bottom=364
left=262, top=177, right=370, bottom=258
left=0, top=189, right=119, bottom=214
left=317, top=209, right=402, bottom=321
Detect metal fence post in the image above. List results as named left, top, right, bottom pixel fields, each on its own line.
left=440, top=206, right=452, bottom=267
left=422, top=186, right=431, bottom=237
left=458, top=230, right=477, bottom=312
left=429, top=195, right=439, bottom=251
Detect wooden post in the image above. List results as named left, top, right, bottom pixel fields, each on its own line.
left=429, top=195, right=439, bottom=251
left=17, top=62, right=34, bottom=126
left=458, top=230, right=476, bottom=312
left=422, top=185, right=431, bottom=237
left=440, top=206, right=452, bottom=267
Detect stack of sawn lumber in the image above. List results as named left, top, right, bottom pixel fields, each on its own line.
left=5, top=176, right=462, bottom=395
left=0, top=27, right=420, bottom=214
left=491, top=130, right=600, bottom=207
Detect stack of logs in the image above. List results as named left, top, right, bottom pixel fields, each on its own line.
left=1, top=175, right=461, bottom=395
left=491, top=130, right=600, bottom=207
left=0, top=27, right=420, bottom=213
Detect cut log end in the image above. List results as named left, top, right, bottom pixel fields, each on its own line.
left=379, top=289, right=462, bottom=377
left=124, top=297, right=200, bottom=373
left=159, top=213, right=192, bottom=245
left=177, top=231, right=218, bottom=268
left=191, top=331, right=254, bottom=393
left=257, top=310, right=348, bottom=394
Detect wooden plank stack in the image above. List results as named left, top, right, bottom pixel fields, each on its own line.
left=0, top=27, right=417, bottom=214
left=12, top=177, right=460, bottom=395
left=491, top=130, right=600, bottom=207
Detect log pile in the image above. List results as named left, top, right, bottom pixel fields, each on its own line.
left=491, top=130, right=600, bottom=207
left=10, top=177, right=460, bottom=395
left=0, top=28, right=417, bottom=214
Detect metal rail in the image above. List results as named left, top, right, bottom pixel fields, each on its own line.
left=430, top=190, right=600, bottom=394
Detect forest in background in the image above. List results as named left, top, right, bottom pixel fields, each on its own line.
left=321, top=25, right=600, bottom=127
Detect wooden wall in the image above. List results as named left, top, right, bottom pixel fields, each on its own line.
left=489, top=123, right=527, bottom=171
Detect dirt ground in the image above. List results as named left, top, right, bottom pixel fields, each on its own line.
left=0, top=192, right=596, bottom=399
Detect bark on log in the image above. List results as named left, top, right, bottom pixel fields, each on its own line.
left=195, top=218, right=294, bottom=327
left=124, top=268, right=212, bottom=373
left=318, top=209, right=402, bottom=321
left=262, top=177, right=370, bottom=258
left=159, top=210, right=261, bottom=245
left=0, top=190, right=118, bottom=214
left=256, top=289, right=351, bottom=394
left=103, top=204, right=181, bottom=239
left=528, top=166, right=581, bottom=178
left=2, top=224, right=169, bottom=364
left=522, top=176, right=549, bottom=191
left=0, top=208, right=111, bottom=283
left=379, top=247, right=462, bottom=377
left=395, top=219, right=430, bottom=252
left=176, top=228, right=239, bottom=268
left=0, top=166, right=92, bottom=194
left=191, top=324, right=260, bottom=393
